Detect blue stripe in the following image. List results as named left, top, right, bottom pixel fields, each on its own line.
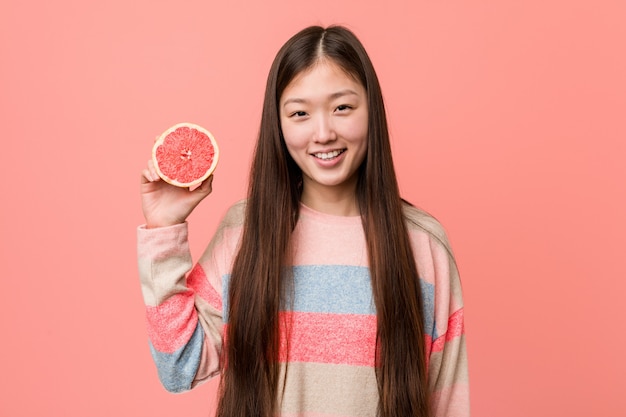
left=289, top=265, right=375, bottom=315
left=222, top=264, right=436, bottom=338
left=421, top=279, right=436, bottom=339
left=149, top=322, right=204, bottom=393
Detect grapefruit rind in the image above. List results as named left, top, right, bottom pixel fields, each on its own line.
left=152, top=122, right=220, bottom=188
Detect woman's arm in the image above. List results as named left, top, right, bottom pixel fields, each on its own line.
left=427, top=236, right=470, bottom=416
left=137, top=160, right=224, bottom=392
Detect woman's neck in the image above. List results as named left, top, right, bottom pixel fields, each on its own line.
left=300, top=180, right=360, bottom=217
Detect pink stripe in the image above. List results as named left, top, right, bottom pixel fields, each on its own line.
left=187, top=264, right=222, bottom=311
left=431, top=308, right=465, bottom=354
left=224, top=310, right=449, bottom=368
left=146, top=291, right=198, bottom=353
left=278, top=312, right=377, bottom=367
left=446, top=308, right=465, bottom=340
left=431, top=335, right=445, bottom=354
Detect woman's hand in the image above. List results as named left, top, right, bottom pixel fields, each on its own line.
left=140, top=159, right=213, bottom=228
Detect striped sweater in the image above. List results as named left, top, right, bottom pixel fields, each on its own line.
left=137, top=201, right=469, bottom=416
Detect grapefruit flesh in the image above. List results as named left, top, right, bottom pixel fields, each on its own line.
left=152, top=123, right=219, bottom=188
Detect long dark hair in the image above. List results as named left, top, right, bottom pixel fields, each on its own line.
left=217, top=25, right=429, bottom=417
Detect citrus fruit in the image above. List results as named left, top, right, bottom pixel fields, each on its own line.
left=152, top=122, right=219, bottom=188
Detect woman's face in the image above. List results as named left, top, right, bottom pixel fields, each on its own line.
left=279, top=59, right=368, bottom=201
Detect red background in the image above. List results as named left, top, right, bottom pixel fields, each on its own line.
left=1, top=1, right=624, bottom=416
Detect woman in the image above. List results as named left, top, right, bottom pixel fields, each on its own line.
left=139, top=25, right=469, bottom=417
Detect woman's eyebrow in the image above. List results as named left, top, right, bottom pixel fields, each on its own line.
left=329, top=89, right=359, bottom=100
left=282, top=89, right=360, bottom=107
left=282, top=97, right=307, bottom=107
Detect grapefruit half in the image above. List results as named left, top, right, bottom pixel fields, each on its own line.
left=152, top=122, right=219, bottom=188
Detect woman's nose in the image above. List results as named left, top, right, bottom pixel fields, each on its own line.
left=313, top=114, right=337, bottom=143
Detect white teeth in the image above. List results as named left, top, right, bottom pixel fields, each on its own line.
left=314, top=150, right=344, bottom=160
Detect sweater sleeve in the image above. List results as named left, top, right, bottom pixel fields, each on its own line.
left=404, top=205, right=470, bottom=416
left=426, top=235, right=470, bottom=416
left=137, top=222, right=226, bottom=393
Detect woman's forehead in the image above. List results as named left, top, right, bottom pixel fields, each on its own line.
left=281, top=60, right=364, bottom=102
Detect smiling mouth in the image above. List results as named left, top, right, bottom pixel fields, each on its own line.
left=312, top=149, right=346, bottom=161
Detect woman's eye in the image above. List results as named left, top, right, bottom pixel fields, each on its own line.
left=290, top=111, right=307, bottom=117
left=336, top=105, right=352, bottom=112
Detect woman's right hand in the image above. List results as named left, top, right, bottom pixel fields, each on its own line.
left=140, top=159, right=213, bottom=228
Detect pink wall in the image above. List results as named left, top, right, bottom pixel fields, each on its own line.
left=1, top=1, right=624, bottom=416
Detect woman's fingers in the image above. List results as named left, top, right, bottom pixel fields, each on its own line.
left=141, top=160, right=161, bottom=183
left=190, top=175, right=214, bottom=193
left=148, top=159, right=159, bottom=181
